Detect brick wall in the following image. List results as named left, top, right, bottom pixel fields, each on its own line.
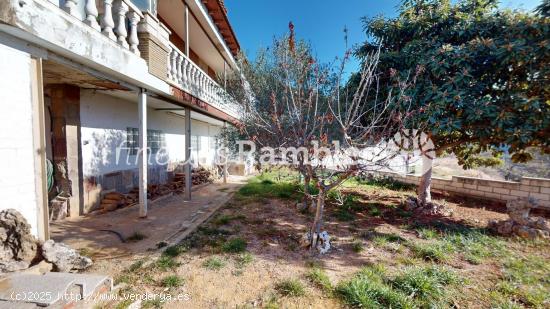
left=138, top=32, right=170, bottom=80
left=376, top=171, right=550, bottom=209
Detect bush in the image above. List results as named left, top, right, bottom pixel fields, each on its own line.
left=155, top=256, right=180, bottom=270
left=276, top=278, right=306, bottom=297
left=160, top=275, right=184, bottom=288
left=306, top=268, right=333, bottom=293
left=391, top=266, right=459, bottom=303
left=222, top=238, right=247, bottom=253
left=203, top=257, right=226, bottom=270
left=163, top=244, right=187, bottom=258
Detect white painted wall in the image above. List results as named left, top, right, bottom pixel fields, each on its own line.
left=80, top=90, right=222, bottom=178
left=0, top=43, right=40, bottom=236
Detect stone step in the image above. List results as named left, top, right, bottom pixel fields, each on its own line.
left=0, top=272, right=112, bottom=308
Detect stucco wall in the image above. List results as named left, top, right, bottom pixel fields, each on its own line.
left=377, top=171, right=550, bottom=209
left=0, top=43, right=40, bottom=235
left=80, top=90, right=222, bottom=211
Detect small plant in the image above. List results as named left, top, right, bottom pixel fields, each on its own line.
left=156, top=241, right=168, bottom=249
left=275, top=278, right=306, bottom=297
left=126, top=232, right=146, bottom=242
left=163, top=244, right=186, bottom=257
left=368, top=206, right=382, bottom=217
left=155, top=256, right=180, bottom=270
left=235, top=252, right=254, bottom=268
left=416, top=228, right=439, bottom=239
left=411, top=242, right=453, bottom=262
left=203, top=257, right=226, bottom=270
left=127, top=259, right=144, bottom=272
left=160, top=275, right=184, bottom=288
left=306, top=268, right=333, bottom=293
left=215, top=214, right=246, bottom=225
left=391, top=265, right=459, bottom=303
left=351, top=240, right=364, bottom=253
left=222, top=238, right=247, bottom=253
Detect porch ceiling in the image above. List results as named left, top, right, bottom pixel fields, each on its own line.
left=42, top=60, right=129, bottom=91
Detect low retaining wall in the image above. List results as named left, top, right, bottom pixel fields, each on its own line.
left=376, top=171, right=550, bottom=209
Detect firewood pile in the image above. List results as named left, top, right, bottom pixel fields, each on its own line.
left=94, top=167, right=214, bottom=214
left=192, top=166, right=213, bottom=185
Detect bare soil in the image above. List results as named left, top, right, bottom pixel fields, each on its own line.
left=89, top=182, right=549, bottom=309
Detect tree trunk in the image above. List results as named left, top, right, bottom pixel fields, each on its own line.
left=303, top=174, right=313, bottom=212
left=310, top=188, right=325, bottom=250
left=417, top=155, right=432, bottom=206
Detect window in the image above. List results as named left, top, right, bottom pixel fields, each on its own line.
left=126, top=128, right=165, bottom=155
left=126, top=128, right=139, bottom=155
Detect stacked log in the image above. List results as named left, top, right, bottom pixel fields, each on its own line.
left=99, top=192, right=126, bottom=212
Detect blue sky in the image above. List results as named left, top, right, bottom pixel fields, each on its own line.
left=225, top=0, right=542, bottom=75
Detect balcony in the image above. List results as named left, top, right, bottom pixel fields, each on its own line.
left=166, top=42, right=240, bottom=119
left=58, top=0, right=144, bottom=55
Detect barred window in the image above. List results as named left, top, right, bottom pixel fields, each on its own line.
left=126, top=128, right=165, bottom=155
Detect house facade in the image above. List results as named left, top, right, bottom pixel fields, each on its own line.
left=0, top=0, right=241, bottom=239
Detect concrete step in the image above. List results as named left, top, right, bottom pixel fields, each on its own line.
left=0, top=272, right=112, bottom=308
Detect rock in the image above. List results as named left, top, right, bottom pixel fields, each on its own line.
left=403, top=196, right=419, bottom=211
left=41, top=240, right=92, bottom=272
left=0, top=209, right=40, bottom=273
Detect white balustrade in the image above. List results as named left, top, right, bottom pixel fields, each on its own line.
left=84, top=0, right=101, bottom=30
left=114, top=0, right=129, bottom=49
left=166, top=43, right=240, bottom=119
left=59, top=0, right=142, bottom=54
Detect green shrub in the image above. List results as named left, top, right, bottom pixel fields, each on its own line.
left=391, top=266, right=459, bottom=303
left=351, top=240, right=364, bottom=253
left=203, top=257, right=226, bottom=270
left=155, top=256, right=180, bottom=270
left=235, top=252, right=254, bottom=267
left=222, top=238, right=247, bottom=253
left=160, top=275, right=184, bottom=288
left=163, top=244, right=187, bottom=257
left=411, top=242, right=453, bottom=262
left=275, top=279, right=306, bottom=297
left=306, top=268, right=333, bottom=293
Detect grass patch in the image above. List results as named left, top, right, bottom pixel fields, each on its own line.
left=336, top=264, right=459, bottom=308
left=126, top=232, right=146, bottom=242
left=236, top=174, right=301, bottom=200
left=222, top=238, right=247, bottom=253
left=275, top=278, right=306, bottom=297
left=351, top=240, right=364, bottom=253
left=160, top=275, right=184, bottom=288
left=495, top=255, right=550, bottom=307
left=203, top=257, right=226, bottom=270
left=411, top=242, right=454, bottom=262
left=214, top=214, right=246, bottom=225
left=155, top=256, right=180, bottom=270
left=127, top=259, right=145, bottom=272
left=306, top=268, right=333, bottom=294
left=163, top=244, right=187, bottom=258
left=235, top=252, right=254, bottom=268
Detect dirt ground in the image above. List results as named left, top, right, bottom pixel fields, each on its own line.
left=89, top=177, right=550, bottom=309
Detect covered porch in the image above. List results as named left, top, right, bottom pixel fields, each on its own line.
left=49, top=176, right=247, bottom=259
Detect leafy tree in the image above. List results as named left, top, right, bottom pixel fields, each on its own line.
left=357, top=0, right=549, bottom=204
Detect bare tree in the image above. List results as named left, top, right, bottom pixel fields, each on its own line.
left=224, top=24, right=415, bottom=250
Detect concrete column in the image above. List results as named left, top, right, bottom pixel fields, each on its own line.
left=223, top=121, right=227, bottom=184
left=184, top=2, right=189, bottom=57
left=184, top=107, right=191, bottom=200
left=138, top=89, right=148, bottom=217
left=50, top=84, right=83, bottom=218
left=30, top=58, right=49, bottom=241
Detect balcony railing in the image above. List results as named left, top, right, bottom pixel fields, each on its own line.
left=62, top=0, right=143, bottom=55
left=167, top=43, right=240, bottom=119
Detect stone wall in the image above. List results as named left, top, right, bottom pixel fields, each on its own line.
left=377, top=171, right=550, bottom=209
